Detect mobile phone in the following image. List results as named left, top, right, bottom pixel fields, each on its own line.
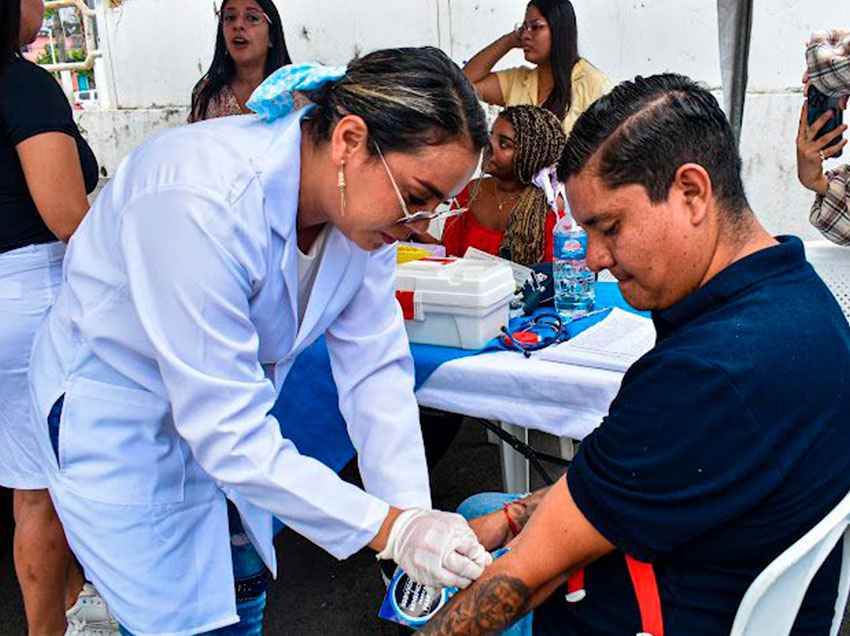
left=807, top=84, right=844, bottom=158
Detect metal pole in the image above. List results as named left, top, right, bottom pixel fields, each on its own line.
left=41, top=0, right=102, bottom=74
left=48, top=27, right=57, bottom=64
left=92, top=0, right=114, bottom=109
left=717, top=0, right=754, bottom=145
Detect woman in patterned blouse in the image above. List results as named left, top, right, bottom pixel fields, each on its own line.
left=797, top=29, right=850, bottom=244
left=189, top=0, right=291, bottom=122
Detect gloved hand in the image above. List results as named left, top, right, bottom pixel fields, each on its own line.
left=376, top=509, right=493, bottom=589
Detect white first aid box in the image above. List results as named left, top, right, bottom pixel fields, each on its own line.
left=395, top=257, right=516, bottom=350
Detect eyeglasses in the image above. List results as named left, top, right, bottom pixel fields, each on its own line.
left=374, top=143, right=463, bottom=225
left=218, top=8, right=271, bottom=27
left=514, top=19, right=548, bottom=36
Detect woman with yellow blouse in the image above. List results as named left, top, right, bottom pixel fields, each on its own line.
left=463, top=0, right=609, bottom=134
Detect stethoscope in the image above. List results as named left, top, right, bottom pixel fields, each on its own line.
left=499, top=312, right=566, bottom=358
left=499, top=307, right=612, bottom=358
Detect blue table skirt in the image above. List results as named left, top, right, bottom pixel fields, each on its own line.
left=272, top=281, right=642, bottom=473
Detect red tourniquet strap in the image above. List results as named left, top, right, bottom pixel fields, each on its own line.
left=625, top=556, right=665, bottom=636
left=502, top=505, right=522, bottom=537
left=567, top=569, right=584, bottom=594
left=563, top=556, right=664, bottom=635
left=565, top=569, right=586, bottom=602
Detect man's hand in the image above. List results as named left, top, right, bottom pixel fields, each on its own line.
left=421, top=477, right=615, bottom=635
left=468, top=488, right=552, bottom=551
left=797, top=100, right=848, bottom=194
left=467, top=510, right=511, bottom=552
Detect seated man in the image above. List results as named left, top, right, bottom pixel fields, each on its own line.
left=420, top=73, right=850, bottom=635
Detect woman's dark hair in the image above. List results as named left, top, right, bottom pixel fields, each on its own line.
left=190, top=0, right=292, bottom=121
left=559, top=73, right=750, bottom=217
left=1, top=0, right=22, bottom=76
left=528, top=0, right=579, bottom=121
left=303, top=46, right=489, bottom=157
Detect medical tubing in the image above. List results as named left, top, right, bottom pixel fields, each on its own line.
left=469, top=417, right=559, bottom=485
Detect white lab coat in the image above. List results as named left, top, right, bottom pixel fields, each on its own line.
left=28, top=110, right=431, bottom=636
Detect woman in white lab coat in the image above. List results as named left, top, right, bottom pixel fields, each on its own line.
left=28, top=47, right=492, bottom=636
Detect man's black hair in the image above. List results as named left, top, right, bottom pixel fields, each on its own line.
left=559, top=73, right=749, bottom=216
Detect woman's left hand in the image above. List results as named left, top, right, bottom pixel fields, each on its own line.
left=797, top=100, right=848, bottom=194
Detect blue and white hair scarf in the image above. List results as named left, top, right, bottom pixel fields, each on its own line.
left=247, top=63, right=347, bottom=121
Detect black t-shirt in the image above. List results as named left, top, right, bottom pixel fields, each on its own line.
left=0, top=55, right=98, bottom=253
left=534, top=237, right=850, bottom=635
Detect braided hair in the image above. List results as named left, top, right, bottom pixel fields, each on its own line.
left=497, top=105, right=566, bottom=266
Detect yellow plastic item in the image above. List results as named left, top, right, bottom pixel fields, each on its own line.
left=396, top=245, right=432, bottom=265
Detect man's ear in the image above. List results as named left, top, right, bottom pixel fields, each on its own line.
left=329, top=114, right=370, bottom=167
left=671, top=162, right=713, bottom=226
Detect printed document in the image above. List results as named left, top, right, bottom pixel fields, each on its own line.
left=537, top=308, right=656, bottom=372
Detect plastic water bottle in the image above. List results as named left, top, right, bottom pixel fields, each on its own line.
left=552, top=210, right=595, bottom=319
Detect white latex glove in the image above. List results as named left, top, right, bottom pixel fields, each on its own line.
left=376, top=509, right=493, bottom=589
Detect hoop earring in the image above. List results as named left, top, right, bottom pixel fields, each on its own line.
left=338, top=161, right=347, bottom=217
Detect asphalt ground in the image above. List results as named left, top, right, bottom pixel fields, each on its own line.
left=2, top=423, right=849, bottom=635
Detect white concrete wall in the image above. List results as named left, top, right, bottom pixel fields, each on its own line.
left=74, top=107, right=188, bottom=178
left=99, top=0, right=719, bottom=107
left=739, top=0, right=850, bottom=240
left=99, top=0, right=217, bottom=110
left=78, top=0, right=841, bottom=239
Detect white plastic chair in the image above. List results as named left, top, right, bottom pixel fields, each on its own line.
left=729, top=487, right=850, bottom=636
left=805, top=240, right=850, bottom=322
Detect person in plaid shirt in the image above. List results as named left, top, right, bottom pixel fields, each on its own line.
left=798, top=29, right=850, bottom=244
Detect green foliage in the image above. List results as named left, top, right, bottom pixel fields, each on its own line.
left=35, top=48, right=53, bottom=66
left=35, top=47, right=93, bottom=84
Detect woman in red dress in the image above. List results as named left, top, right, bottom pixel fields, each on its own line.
left=425, top=104, right=567, bottom=265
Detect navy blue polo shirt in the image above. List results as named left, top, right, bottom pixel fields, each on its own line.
left=534, top=236, right=850, bottom=635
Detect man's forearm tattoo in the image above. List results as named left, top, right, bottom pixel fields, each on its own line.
left=420, top=574, right=532, bottom=636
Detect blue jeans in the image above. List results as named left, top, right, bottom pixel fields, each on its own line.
left=458, top=493, right=534, bottom=636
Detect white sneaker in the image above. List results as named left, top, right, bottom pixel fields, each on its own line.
left=65, top=583, right=120, bottom=636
